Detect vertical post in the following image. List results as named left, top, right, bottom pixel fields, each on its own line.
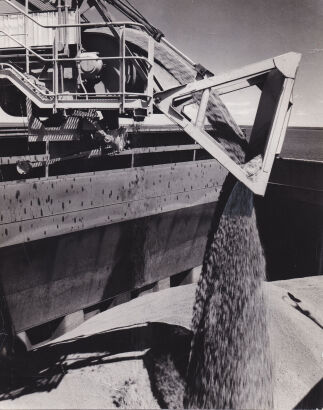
left=64, top=1, right=69, bottom=55
left=24, top=0, right=31, bottom=135
left=45, top=140, right=49, bottom=178
left=57, top=0, right=62, bottom=51
left=119, top=26, right=125, bottom=114
left=195, top=88, right=210, bottom=128
left=53, top=29, right=58, bottom=112
left=60, top=64, right=64, bottom=94
left=52, top=28, right=55, bottom=97
left=25, top=0, right=29, bottom=74
left=75, top=3, right=82, bottom=100
left=192, top=141, right=197, bottom=161
left=77, top=2, right=81, bottom=55
left=26, top=97, right=33, bottom=137
left=147, top=35, right=154, bottom=115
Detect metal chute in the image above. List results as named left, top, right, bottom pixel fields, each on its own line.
left=154, top=53, right=301, bottom=195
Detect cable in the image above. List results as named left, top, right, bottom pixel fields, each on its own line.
left=105, top=0, right=164, bottom=41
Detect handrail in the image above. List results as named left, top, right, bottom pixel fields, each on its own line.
left=0, top=63, right=151, bottom=100
left=0, top=29, right=152, bottom=69
left=1, top=0, right=197, bottom=74
left=0, top=30, right=51, bottom=62
left=1, top=0, right=147, bottom=31
left=0, top=63, right=55, bottom=97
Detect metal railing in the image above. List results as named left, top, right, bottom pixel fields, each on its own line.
left=0, top=0, right=155, bottom=112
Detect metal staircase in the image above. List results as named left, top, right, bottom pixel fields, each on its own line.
left=0, top=62, right=152, bottom=110
left=0, top=0, right=155, bottom=113
left=0, top=64, right=54, bottom=106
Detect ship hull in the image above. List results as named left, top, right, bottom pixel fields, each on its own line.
left=0, top=157, right=226, bottom=332
left=0, top=128, right=322, bottom=334
left=1, top=201, right=215, bottom=332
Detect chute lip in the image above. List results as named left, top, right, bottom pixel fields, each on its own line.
left=273, top=52, right=302, bottom=79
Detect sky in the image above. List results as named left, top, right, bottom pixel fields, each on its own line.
left=133, top=0, right=323, bottom=126
left=1, top=0, right=322, bottom=126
